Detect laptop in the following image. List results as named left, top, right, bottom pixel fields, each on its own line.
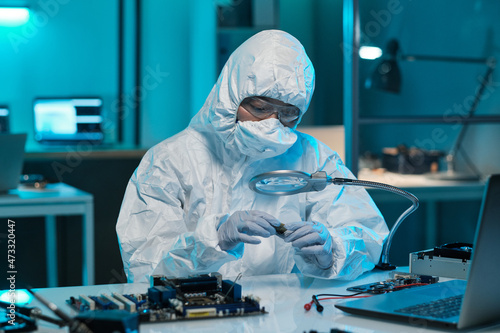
left=336, top=174, right=500, bottom=330
left=0, top=133, right=27, bottom=193
left=33, top=97, right=104, bottom=145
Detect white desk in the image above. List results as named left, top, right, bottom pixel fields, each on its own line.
left=359, top=170, right=485, bottom=248
left=20, top=270, right=500, bottom=332
left=0, top=183, right=94, bottom=287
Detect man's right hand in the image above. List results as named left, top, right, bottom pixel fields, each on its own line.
left=217, top=210, right=280, bottom=251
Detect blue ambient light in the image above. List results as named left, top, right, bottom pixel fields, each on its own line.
left=0, top=289, right=33, bottom=305
left=0, top=7, right=30, bottom=27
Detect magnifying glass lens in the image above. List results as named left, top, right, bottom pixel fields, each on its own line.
left=255, top=176, right=309, bottom=193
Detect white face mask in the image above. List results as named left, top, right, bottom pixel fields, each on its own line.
left=234, top=118, right=298, bottom=158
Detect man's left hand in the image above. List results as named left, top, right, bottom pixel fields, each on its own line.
left=284, top=221, right=334, bottom=269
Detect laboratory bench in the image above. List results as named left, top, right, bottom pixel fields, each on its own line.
left=14, top=269, right=500, bottom=332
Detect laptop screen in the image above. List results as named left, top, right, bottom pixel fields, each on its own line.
left=33, top=98, right=104, bottom=144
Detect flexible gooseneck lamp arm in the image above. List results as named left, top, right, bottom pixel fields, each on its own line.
left=249, top=170, right=420, bottom=270
left=331, top=176, right=419, bottom=269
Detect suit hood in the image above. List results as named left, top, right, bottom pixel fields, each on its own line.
left=189, top=30, right=315, bottom=153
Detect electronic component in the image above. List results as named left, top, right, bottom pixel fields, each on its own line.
left=347, top=272, right=438, bottom=294
left=274, top=223, right=288, bottom=236
left=66, top=273, right=266, bottom=324
left=410, top=242, right=473, bottom=279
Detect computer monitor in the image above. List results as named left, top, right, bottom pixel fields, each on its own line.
left=33, top=97, right=104, bottom=145
left=0, top=105, right=9, bottom=133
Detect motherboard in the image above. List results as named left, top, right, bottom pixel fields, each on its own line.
left=66, top=273, right=265, bottom=324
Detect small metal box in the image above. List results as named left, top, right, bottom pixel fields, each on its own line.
left=409, top=249, right=471, bottom=280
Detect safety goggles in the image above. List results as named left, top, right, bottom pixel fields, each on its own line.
left=240, top=97, right=301, bottom=126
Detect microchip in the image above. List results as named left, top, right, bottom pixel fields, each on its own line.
left=274, top=223, right=287, bottom=235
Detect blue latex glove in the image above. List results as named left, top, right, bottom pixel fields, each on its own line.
left=217, top=210, right=280, bottom=251
left=284, top=221, right=334, bottom=269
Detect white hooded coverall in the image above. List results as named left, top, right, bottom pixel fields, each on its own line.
left=116, top=30, right=389, bottom=283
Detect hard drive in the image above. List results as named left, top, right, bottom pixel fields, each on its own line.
left=409, top=242, right=472, bottom=280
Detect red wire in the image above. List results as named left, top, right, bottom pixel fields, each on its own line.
left=304, top=283, right=429, bottom=311
left=393, top=283, right=428, bottom=289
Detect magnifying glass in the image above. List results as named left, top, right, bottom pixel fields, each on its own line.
left=249, top=170, right=329, bottom=195
left=249, top=170, right=419, bottom=270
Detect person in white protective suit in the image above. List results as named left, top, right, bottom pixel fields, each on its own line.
left=116, top=30, right=389, bottom=283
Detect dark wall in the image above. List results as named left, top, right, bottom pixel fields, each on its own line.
left=10, top=154, right=143, bottom=288
left=357, top=0, right=500, bottom=177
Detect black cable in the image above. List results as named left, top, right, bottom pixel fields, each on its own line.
left=26, top=289, right=93, bottom=333
left=305, top=292, right=369, bottom=312
left=0, top=311, right=37, bottom=332
left=312, top=295, right=324, bottom=312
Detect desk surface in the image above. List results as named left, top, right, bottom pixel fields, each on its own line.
left=19, top=270, right=500, bottom=333
left=24, top=144, right=147, bottom=160
left=0, top=183, right=93, bottom=205
left=359, top=170, right=486, bottom=202
left=358, top=169, right=486, bottom=189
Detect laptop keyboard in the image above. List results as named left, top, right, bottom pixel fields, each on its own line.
left=395, top=295, right=463, bottom=319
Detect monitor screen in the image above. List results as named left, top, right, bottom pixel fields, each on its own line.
left=33, top=98, right=104, bottom=144
left=0, top=106, right=9, bottom=133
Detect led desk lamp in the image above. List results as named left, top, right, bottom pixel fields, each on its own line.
left=249, top=170, right=419, bottom=270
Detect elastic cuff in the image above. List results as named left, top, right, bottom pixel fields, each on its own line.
left=226, top=242, right=244, bottom=259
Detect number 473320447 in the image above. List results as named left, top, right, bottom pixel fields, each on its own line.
left=7, top=219, right=16, bottom=271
